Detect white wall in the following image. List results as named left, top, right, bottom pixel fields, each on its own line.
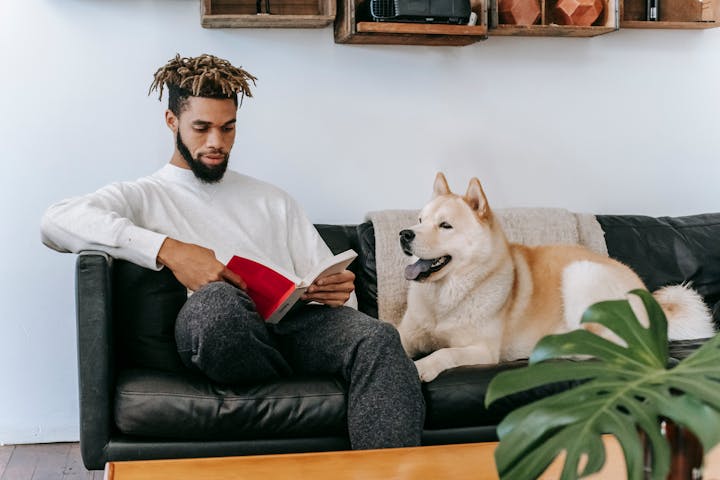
left=1, top=0, right=718, bottom=444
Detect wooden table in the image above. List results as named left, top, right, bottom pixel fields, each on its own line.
left=104, top=439, right=720, bottom=480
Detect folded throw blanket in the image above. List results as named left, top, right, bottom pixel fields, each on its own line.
left=365, top=208, right=608, bottom=325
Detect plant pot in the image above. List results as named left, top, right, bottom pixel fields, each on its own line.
left=642, top=419, right=704, bottom=480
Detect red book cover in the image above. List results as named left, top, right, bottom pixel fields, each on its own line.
left=226, top=249, right=357, bottom=323
left=226, top=256, right=297, bottom=321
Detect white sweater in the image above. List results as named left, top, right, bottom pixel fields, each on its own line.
left=41, top=164, right=339, bottom=287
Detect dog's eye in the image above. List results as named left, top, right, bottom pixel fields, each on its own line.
left=439, top=222, right=453, bottom=230
left=418, top=218, right=422, bottom=224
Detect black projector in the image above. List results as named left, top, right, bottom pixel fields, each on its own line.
left=370, top=0, right=471, bottom=23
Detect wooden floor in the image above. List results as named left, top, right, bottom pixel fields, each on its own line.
left=0, top=443, right=102, bottom=480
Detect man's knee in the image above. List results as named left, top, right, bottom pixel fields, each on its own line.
left=347, top=319, right=411, bottom=367
left=366, top=320, right=403, bottom=348
left=175, top=281, right=262, bottom=367
left=188, top=281, right=253, bottom=313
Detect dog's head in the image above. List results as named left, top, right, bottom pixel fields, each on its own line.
left=400, top=172, right=497, bottom=282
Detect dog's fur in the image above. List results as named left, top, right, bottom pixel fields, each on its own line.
left=398, top=173, right=716, bottom=382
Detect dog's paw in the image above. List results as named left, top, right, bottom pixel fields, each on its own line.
left=414, top=357, right=444, bottom=383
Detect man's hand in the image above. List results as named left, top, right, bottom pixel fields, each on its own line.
left=302, top=270, right=355, bottom=307
left=157, top=237, right=247, bottom=292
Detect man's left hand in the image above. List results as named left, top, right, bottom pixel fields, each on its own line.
left=302, top=270, right=355, bottom=307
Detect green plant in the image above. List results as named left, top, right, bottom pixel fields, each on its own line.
left=485, top=289, right=720, bottom=480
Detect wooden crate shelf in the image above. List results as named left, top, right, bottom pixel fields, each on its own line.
left=620, top=0, right=720, bottom=27
left=201, top=0, right=335, bottom=28
left=621, top=19, right=719, bottom=27
left=334, top=0, right=488, bottom=45
left=201, top=0, right=719, bottom=34
left=356, top=21, right=488, bottom=35
left=488, top=0, right=618, bottom=35
left=489, top=24, right=616, bottom=34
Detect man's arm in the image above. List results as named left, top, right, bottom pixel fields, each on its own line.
left=157, top=238, right=246, bottom=292
left=41, top=183, right=245, bottom=292
left=41, top=183, right=166, bottom=270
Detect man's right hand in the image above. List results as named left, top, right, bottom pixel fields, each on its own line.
left=157, top=237, right=247, bottom=292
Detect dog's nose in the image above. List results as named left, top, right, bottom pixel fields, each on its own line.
left=400, top=229, right=415, bottom=243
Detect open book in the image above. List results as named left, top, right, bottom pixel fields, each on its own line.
left=226, top=249, right=358, bottom=324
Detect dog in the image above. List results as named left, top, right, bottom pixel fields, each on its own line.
left=397, top=173, right=715, bottom=382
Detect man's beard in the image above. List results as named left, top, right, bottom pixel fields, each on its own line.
left=176, top=131, right=229, bottom=183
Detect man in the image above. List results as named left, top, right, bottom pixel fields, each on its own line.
left=41, top=53, right=424, bottom=449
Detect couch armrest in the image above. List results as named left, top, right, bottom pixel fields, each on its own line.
left=76, top=251, right=114, bottom=470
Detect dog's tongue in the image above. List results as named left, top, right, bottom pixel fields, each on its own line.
left=405, top=259, right=434, bottom=281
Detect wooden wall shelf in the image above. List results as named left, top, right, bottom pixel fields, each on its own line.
left=488, top=0, right=618, bottom=36
left=620, top=0, right=720, bottom=28
left=346, top=22, right=488, bottom=45
left=489, top=24, right=616, bottom=35
left=201, top=0, right=718, bottom=36
left=201, top=0, right=335, bottom=28
left=334, top=0, right=488, bottom=45
left=356, top=22, right=487, bottom=36
left=621, top=19, right=719, bottom=27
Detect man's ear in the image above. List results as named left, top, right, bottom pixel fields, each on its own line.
left=165, top=110, right=178, bottom=132
left=433, top=172, right=451, bottom=198
left=465, top=177, right=489, bottom=216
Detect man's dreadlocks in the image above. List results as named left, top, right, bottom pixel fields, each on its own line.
left=148, top=53, right=257, bottom=115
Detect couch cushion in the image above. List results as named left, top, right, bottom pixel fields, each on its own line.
left=116, top=364, right=560, bottom=436
left=115, top=369, right=348, bottom=440
left=422, top=339, right=708, bottom=430
left=115, top=339, right=706, bottom=439
left=113, top=260, right=187, bottom=373
left=423, top=361, right=580, bottom=429
left=597, top=213, right=720, bottom=328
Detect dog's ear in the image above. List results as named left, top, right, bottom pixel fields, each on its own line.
left=432, top=172, right=451, bottom=198
left=465, top=178, right=489, bottom=216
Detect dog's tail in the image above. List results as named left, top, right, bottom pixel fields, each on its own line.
left=652, top=284, right=716, bottom=340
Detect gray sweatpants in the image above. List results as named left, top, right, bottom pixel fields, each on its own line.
left=175, top=282, right=425, bottom=449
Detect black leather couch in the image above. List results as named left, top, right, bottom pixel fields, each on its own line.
left=75, top=213, right=720, bottom=469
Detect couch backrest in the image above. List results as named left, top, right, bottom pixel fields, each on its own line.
left=112, top=260, right=187, bottom=373
left=315, top=223, right=378, bottom=318
left=111, top=223, right=378, bottom=373
left=597, top=213, right=720, bottom=327
left=110, top=214, right=720, bottom=373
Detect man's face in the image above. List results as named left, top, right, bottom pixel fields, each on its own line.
left=167, top=96, right=237, bottom=183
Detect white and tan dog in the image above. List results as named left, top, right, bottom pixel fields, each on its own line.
left=398, top=173, right=715, bottom=382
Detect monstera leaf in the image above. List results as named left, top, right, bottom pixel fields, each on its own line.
left=485, top=289, right=720, bottom=480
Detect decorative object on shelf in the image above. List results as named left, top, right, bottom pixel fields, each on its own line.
left=370, top=0, right=472, bottom=24
left=201, top=0, right=336, bottom=28
left=335, top=0, right=488, bottom=45
left=498, top=0, right=541, bottom=24
left=485, top=289, right=720, bottom=480
left=256, top=0, right=271, bottom=14
left=488, top=0, right=500, bottom=25
left=551, top=0, right=604, bottom=25
left=646, top=0, right=659, bottom=20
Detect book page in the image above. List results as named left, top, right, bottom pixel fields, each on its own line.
left=300, top=249, right=358, bottom=287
